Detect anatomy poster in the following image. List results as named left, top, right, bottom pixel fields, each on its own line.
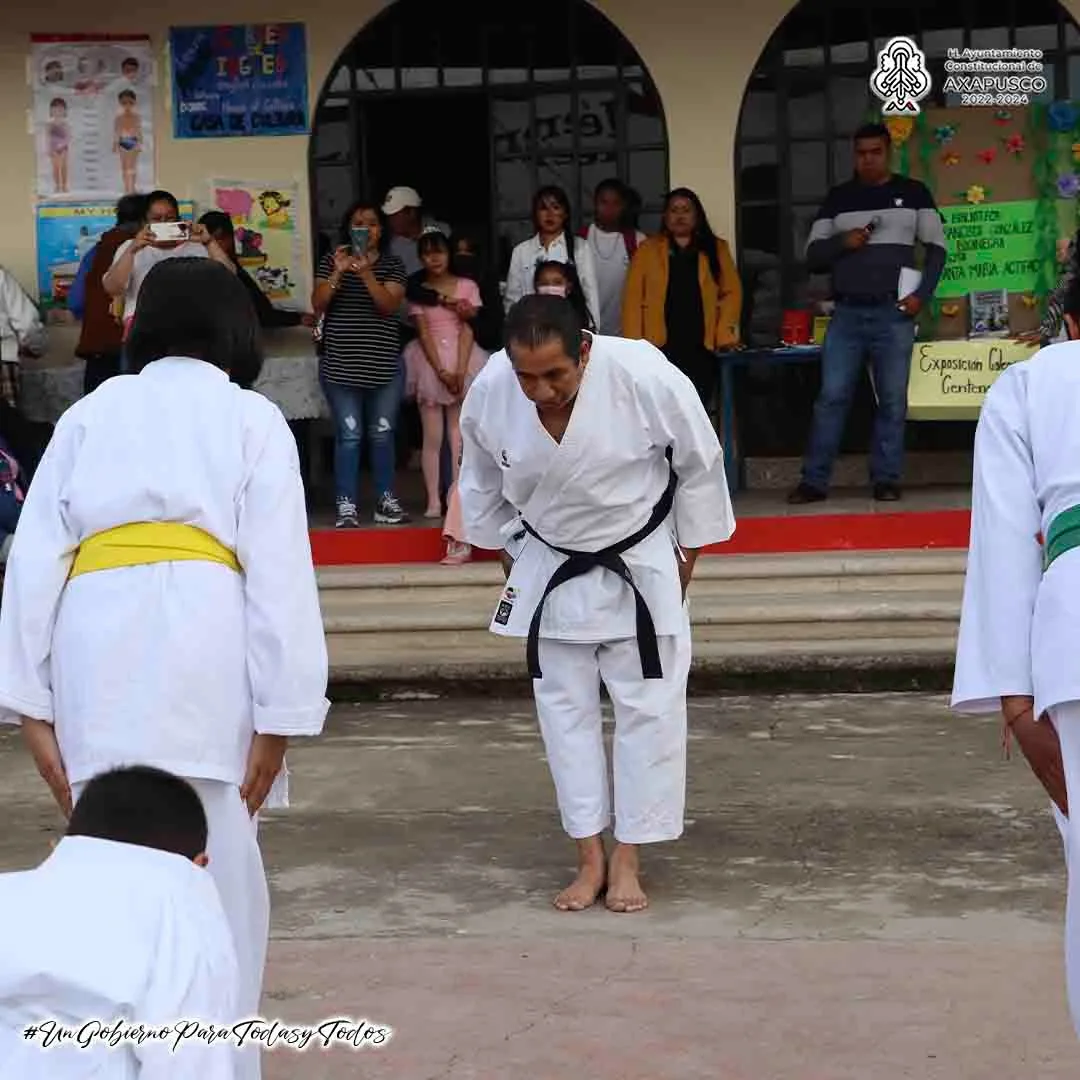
left=209, top=179, right=304, bottom=308
left=30, top=34, right=156, bottom=199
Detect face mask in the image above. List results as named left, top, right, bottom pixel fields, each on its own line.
left=537, top=283, right=568, bottom=297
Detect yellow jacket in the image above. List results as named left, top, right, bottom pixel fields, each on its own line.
left=621, top=234, right=743, bottom=350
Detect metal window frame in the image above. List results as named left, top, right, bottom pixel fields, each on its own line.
left=307, top=4, right=670, bottom=277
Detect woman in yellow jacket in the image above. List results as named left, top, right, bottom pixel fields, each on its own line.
left=621, top=187, right=742, bottom=408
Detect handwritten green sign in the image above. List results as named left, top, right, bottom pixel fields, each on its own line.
left=936, top=199, right=1040, bottom=298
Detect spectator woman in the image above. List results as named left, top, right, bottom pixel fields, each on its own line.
left=503, top=186, right=600, bottom=328
left=312, top=200, right=409, bottom=528
left=578, top=178, right=645, bottom=335
left=622, top=187, right=743, bottom=408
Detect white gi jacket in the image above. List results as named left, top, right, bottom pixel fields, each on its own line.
left=502, top=232, right=601, bottom=329
left=0, top=836, right=238, bottom=1079
left=458, top=335, right=735, bottom=644
left=953, top=342, right=1080, bottom=720
left=0, top=358, right=330, bottom=798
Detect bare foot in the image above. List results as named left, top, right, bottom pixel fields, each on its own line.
left=606, top=843, right=648, bottom=913
left=553, top=835, right=606, bottom=912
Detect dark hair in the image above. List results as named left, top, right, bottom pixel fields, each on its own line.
left=504, top=294, right=585, bottom=361
left=663, top=187, right=721, bottom=283
left=417, top=230, right=451, bottom=258
left=199, top=210, right=234, bottom=240
left=1064, top=266, right=1080, bottom=323
left=119, top=89, right=136, bottom=104
left=854, top=122, right=891, bottom=145
left=144, top=189, right=179, bottom=219
left=594, top=177, right=627, bottom=202
left=122, top=57, right=139, bottom=69
left=116, top=194, right=147, bottom=228
left=126, top=259, right=262, bottom=388
left=67, top=766, right=208, bottom=861
left=338, top=199, right=390, bottom=253
left=533, top=260, right=594, bottom=332
left=49, top=97, right=67, bottom=110
left=532, top=186, right=573, bottom=231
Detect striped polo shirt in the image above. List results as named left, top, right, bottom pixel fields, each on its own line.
left=805, top=175, right=947, bottom=302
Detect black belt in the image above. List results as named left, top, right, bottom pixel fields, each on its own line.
left=519, top=447, right=678, bottom=681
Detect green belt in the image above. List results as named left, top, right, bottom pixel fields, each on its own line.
left=1044, top=505, right=1080, bottom=572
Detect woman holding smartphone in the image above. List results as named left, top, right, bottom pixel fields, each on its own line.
left=104, top=189, right=235, bottom=345
left=313, top=200, right=409, bottom=528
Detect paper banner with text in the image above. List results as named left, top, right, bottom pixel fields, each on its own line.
left=208, top=180, right=304, bottom=308
left=30, top=34, right=156, bottom=199
left=906, top=338, right=1038, bottom=420
left=936, top=200, right=1040, bottom=299
left=36, top=199, right=195, bottom=317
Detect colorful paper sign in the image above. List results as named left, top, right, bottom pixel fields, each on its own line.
left=207, top=180, right=304, bottom=308
left=936, top=199, right=1040, bottom=299
left=30, top=35, right=157, bottom=199
left=169, top=24, right=309, bottom=139
left=906, top=337, right=1038, bottom=419
left=36, top=200, right=195, bottom=314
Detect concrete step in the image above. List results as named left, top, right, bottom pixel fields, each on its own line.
left=318, top=549, right=964, bottom=683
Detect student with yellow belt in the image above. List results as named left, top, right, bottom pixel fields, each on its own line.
left=0, top=257, right=329, bottom=1080
left=953, top=269, right=1080, bottom=1044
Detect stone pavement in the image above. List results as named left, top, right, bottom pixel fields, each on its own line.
left=2, top=692, right=1079, bottom=1078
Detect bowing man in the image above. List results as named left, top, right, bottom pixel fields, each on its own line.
left=952, top=269, right=1080, bottom=1040
left=458, top=295, right=735, bottom=913
left=0, top=257, right=330, bottom=1080
left=0, top=766, right=238, bottom=1079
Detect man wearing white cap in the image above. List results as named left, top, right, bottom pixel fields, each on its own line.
left=382, top=186, right=451, bottom=275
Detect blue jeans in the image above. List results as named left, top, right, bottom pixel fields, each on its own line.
left=802, top=302, right=916, bottom=490
left=321, top=370, right=403, bottom=503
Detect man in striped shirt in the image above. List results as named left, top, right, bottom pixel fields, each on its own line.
left=789, top=123, right=947, bottom=504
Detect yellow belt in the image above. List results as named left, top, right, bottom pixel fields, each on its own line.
left=68, top=522, right=242, bottom=580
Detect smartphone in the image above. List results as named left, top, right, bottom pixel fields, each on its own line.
left=149, top=221, right=189, bottom=243
left=350, top=226, right=370, bottom=255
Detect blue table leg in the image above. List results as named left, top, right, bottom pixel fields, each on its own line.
left=720, top=358, right=740, bottom=492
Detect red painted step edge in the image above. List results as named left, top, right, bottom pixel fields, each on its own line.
left=309, top=509, right=972, bottom=566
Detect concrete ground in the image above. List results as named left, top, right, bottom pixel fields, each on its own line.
left=2, top=692, right=1078, bottom=1078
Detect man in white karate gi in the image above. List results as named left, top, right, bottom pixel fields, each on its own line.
left=459, top=294, right=735, bottom=913
left=0, top=765, right=238, bottom=1079
left=953, top=270, right=1080, bottom=1039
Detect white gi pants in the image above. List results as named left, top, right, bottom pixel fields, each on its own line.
left=72, top=776, right=268, bottom=1080
left=1049, top=704, right=1080, bottom=1040
left=531, top=625, right=692, bottom=844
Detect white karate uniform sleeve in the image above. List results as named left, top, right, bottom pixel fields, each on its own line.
left=0, top=412, right=81, bottom=725
left=571, top=240, right=602, bottom=330
left=235, top=406, right=330, bottom=736
left=952, top=366, right=1042, bottom=713
left=459, top=369, right=517, bottom=550
left=640, top=353, right=736, bottom=548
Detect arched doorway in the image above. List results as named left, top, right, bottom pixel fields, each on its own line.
left=308, top=0, right=669, bottom=275
left=733, top=0, right=1080, bottom=458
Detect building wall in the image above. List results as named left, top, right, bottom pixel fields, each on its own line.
left=5, top=0, right=1079, bottom=297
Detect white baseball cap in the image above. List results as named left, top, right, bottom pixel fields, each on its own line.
left=382, top=186, right=422, bottom=215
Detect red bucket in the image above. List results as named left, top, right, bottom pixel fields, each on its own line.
left=781, top=310, right=812, bottom=345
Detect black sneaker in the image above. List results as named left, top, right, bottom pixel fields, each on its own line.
left=374, top=493, right=409, bottom=525
left=335, top=497, right=360, bottom=528
left=787, top=482, right=827, bottom=505
left=873, top=482, right=902, bottom=502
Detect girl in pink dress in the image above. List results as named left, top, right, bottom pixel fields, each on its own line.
left=404, top=231, right=488, bottom=550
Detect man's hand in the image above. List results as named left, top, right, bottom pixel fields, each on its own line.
left=678, top=547, right=699, bottom=601
left=22, top=717, right=72, bottom=818
left=240, top=734, right=288, bottom=817
left=897, top=294, right=922, bottom=316
left=1002, top=695, right=1069, bottom=816
left=841, top=228, right=871, bottom=251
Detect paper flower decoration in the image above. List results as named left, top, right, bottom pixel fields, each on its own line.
left=1049, top=102, right=1078, bottom=132
left=994, top=109, right=1013, bottom=124
left=1058, top=173, right=1080, bottom=198
left=1021, top=294, right=1039, bottom=308
left=977, top=147, right=997, bottom=164
left=1072, top=143, right=1080, bottom=163
left=941, top=151, right=961, bottom=166
left=933, top=124, right=957, bottom=145
left=884, top=116, right=915, bottom=145
left=962, top=184, right=988, bottom=204
left=941, top=304, right=961, bottom=317
left=1004, top=133, right=1025, bottom=155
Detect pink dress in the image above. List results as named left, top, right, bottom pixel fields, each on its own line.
left=404, top=278, right=488, bottom=407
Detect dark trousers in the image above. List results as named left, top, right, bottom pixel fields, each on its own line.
left=82, top=352, right=122, bottom=396
left=663, top=344, right=717, bottom=412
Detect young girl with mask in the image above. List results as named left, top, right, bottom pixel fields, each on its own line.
left=534, top=260, right=595, bottom=333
